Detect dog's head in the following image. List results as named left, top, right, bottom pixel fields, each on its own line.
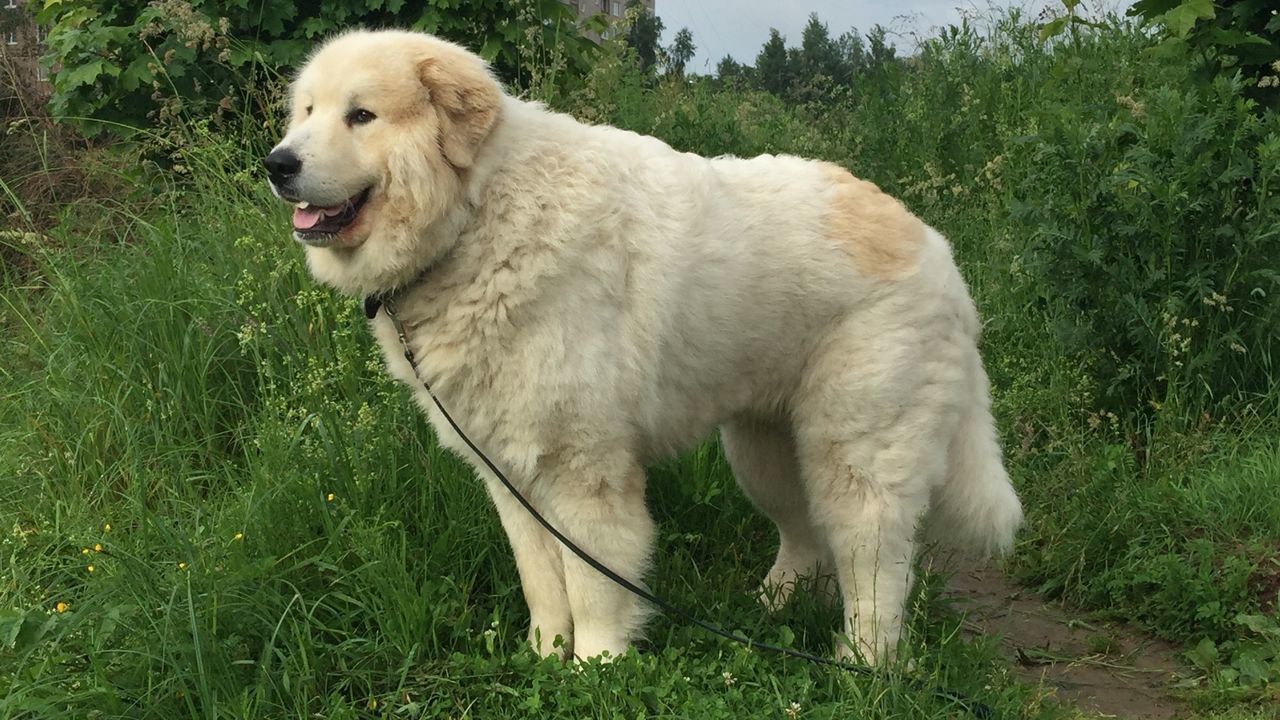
left=265, top=30, right=502, bottom=294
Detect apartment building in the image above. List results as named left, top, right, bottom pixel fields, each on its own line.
left=561, top=0, right=656, bottom=38
left=1, top=0, right=49, bottom=94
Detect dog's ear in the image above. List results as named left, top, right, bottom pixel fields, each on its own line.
left=418, top=51, right=501, bottom=169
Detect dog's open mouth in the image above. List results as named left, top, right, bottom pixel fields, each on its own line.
left=292, top=188, right=372, bottom=246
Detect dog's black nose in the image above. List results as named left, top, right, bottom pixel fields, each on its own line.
left=263, top=148, right=302, bottom=184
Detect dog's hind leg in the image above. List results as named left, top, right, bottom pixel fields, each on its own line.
left=792, top=318, right=966, bottom=663
left=795, top=430, right=932, bottom=664
left=721, top=417, right=834, bottom=610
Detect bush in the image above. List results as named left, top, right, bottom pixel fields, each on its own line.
left=1129, top=0, right=1280, bottom=109
left=1005, top=73, right=1280, bottom=420
left=35, top=0, right=597, bottom=134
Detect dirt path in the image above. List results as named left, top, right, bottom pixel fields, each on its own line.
left=941, top=558, right=1191, bottom=719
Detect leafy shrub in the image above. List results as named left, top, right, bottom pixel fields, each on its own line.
left=1129, top=0, right=1280, bottom=109
left=1187, top=613, right=1280, bottom=694
left=35, top=0, right=596, bottom=134
left=1005, top=73, right=1280, bottom=419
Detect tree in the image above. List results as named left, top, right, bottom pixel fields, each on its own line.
left=866, top=25, right=897, bottom=67
left=715, top=54, right=751, bottom=89
left=835, top=29, right=867, bottom=86
left=664, top=27, right=696, bottom=77
left=716, top=55, right=743, bottom=79
left=799, top=13, right=846, bottom=82
left=754, top=28, right=791, bottom=96
left=623, top=0, right=664, bottom=74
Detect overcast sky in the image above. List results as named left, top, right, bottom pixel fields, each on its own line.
left=655, top=1, right=1130, bottom=74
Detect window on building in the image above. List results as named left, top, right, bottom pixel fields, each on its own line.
left=36, top=64, right=49, bottom=83
left=611, top=1, right=622, bottom=15
left=5, top=0, right=18, bottom=9
left=5, top=31, right=17, bottom=46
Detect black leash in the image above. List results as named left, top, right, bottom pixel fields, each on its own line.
left=366, top=294, right=994, bottom=719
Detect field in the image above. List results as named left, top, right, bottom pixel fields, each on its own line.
left=2, top=6, right=1278, bottom=719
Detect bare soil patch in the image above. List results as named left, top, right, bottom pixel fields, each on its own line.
left=942, top=558, right=1191, bottom=719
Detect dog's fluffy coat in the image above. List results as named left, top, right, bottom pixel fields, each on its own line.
left=269, top=29, right=1024, bottom=662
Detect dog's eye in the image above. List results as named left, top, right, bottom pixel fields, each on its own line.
left=347, top=108, right=377, bottom=126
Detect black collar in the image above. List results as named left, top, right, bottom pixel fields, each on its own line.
left=361, top=247, right=460, bottom=320
left=362, top=262, right=438, bottom=320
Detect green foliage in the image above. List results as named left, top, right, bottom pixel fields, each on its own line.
left=1187, top=613, right=1280, bottom=697
left=1128, top=0, right=1280, bottom=108
left=814, top=9, right=1279, bottom=423
left=1013, top=435, right=1280, bottom=640
left=1005, top=74, right=1280, bottom=418
left=715, top=55, right=748, bottom=88
left=35, top=0, right=595, bottom=134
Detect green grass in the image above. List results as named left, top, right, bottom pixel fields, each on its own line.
left=0, top=188, right=1058, bottom=718
left=3, top=7, right=1279, bottom=718
left=1014, top=430, right=1280, bottom=641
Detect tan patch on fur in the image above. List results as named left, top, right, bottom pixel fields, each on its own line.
left=417, top=52, right=501, bottom=169
left=823, top=164, right=924, bottom=280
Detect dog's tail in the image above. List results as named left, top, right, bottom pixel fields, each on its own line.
left=926, top=355, right=1023, bottom=557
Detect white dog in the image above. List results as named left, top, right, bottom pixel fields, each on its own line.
left=264, top=29, right=1023, bottom=663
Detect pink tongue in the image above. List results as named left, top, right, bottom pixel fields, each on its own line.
left=292, top=203, right=346, bottom=230
left=293, top=206, right=324, bottom=230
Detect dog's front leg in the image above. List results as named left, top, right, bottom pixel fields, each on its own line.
left=483, top=474, right=574, bottom=660
left=544, top=456, right=655, bottom=662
